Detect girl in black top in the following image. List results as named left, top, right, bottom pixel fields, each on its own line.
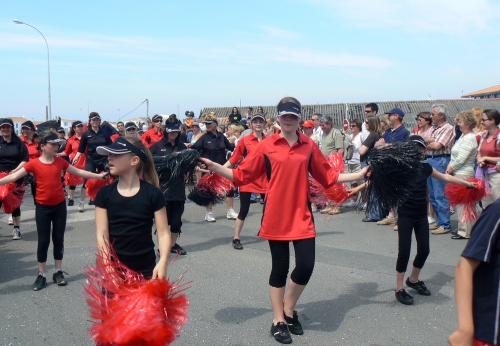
left=0, top=118, right=29, bottom=240
left=94, top=137, right=171, bottom=279
left=192, top=114, right=235, bottom=222
left=151, top=124, right=188, bottom=256
left=350, top=135, right=475, bottom=305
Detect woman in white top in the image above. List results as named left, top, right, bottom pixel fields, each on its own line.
left=348, top=119, right=362, bottom=173
left=445, top=110, right=478, bottom=239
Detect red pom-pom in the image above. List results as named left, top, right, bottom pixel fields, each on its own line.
left=308, top=153, right=348, bottom=206
left=86, top=176, right=112, bottom=201
left=188, top=173, right=234, bottom=206
left=0, top=172, right=25, bottom=213
left=445, top=178, right=486, bottom=223
left=86, top=246, right=189, bottom=346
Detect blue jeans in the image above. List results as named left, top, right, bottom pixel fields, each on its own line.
left=426, top=156, right=451, bottom=229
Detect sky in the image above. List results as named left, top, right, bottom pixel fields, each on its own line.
left=1, top=0, right=499, bottom=121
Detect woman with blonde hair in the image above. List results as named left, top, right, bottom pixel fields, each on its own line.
left=446, top=111, right=478, bottom=239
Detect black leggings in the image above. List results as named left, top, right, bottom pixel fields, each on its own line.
left=35, top=202, right=67, bottom=263
left=238, top=192, right=265, bottom=220
left=396, top=216, right=430, bottom=273
left=0, top=203, right=21, bottom=217
left=85, top=157, right=106, bottom=173
left=166, top=201, right=185, bottom=234
left=268, top=238, right=315, bottom=288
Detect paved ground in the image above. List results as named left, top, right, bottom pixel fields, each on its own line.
left=0, top=194, right=465, bottom=346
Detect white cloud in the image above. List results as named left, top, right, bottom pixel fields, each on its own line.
left=260, top=25, right=302, bottom=40
left=312, top=0, right=500, bottom=35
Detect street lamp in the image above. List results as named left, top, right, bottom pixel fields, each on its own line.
left=13, top=19, right=52, bottom=120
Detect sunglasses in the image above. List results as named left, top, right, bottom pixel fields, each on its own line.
left=481, top=118, right=489, bottom=122
left=0, top=125, right=12, bottom=129
left=153, top=119, right=162, bottom=123
left=350, top=124, right=358, bottom=128
left=91, top=117, right=101, bottom=121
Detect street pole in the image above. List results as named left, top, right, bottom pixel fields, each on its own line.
left=145, top=98, right=149, bottom=117
left=13, top=20, right=52, bottom=120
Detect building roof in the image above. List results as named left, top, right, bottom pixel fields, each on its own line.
left=462, top=85, right=500, bottom=97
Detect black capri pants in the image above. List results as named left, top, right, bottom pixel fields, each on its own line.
left=396, top=216, right=430, bottom=273
left=35, top=202, right=67, bottom=263
left=268, top=237, right=315, bottom=288
left=166, top=201, right=185, bottom=234
left=85, top=157, right=107, bottom=173
left=238, top=192, right=265, bottom=220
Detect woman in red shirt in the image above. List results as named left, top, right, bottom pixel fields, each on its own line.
left=58, top=121, right=87, bottom=211
left=0, top=133, right=107, bottom=291
left=21, top=120, right=40, bottom=160
left=201, top=97, right=367, bottom=344
left=477, top=109, right=500, bottom=207
left=223, top=113, right=267, bottom=250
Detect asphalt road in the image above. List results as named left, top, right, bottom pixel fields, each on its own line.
left=0, top=195, right=465, bottom=346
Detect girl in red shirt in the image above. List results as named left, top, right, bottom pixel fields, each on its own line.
left=58, top=121, right=87, bottom=211
left=223, top=113, right=267, bottom=250
left=477, top=109, right=500, bottom=207
left=0, top=133, right=107, bottom=291
left=201, top=97, right=367, bottom=344
left=21, top=120, right=41, bottom=160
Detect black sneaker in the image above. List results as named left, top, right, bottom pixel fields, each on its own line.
left=284, top=311, right=303, bottom=335
left=68, top=199, right=74, bottom=206
left=170, top=243, right=187, bottom=256
left=32, top=274, right=47, bottom=291
left=232, top=239, right=243, bottom=250
left=270, top=322, right=292, bottom=344
left=406, top=278, right=431, bottom=296
left=395, top=289, right=414, bottom=305
left=88, top=200, right=95, bottom=206
left=53, top=270, right=68, bottom=286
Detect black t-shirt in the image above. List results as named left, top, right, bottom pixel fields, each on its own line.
left=78, top=127, right=113, bottom=162
left=192, top=131, right=234, bottom=164
left=0, top=136, right=29, bottom=172
left=94, top=180, right=165, bottom=273
left=397, top=162, right=433, bottom=218
left=228, top=113, right=241, bottom=124
left=150, top=138, right=187, bottom=201
left=360, top=132, right=380, bottom=162
left=462, top=199, right=500, bottom=345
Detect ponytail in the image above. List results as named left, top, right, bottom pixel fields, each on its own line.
left=127, top=138, right=159, bottom=188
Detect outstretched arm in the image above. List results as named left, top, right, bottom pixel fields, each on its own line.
left=0, top=168, right=28, bottom=185
left=67, top=165, right=108, bottom=180
left=432, top=169, right=475, bottom=187
left=199, top=158, right=234, bottom=180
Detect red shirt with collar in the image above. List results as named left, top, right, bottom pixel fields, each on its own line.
left=21, top=135, right=40, bottom=160
left=232, top=131, right=339, bottom=240
left=24, top=157, right=69, bottom=206
left=141, top=128, right=164, bottom=148
left=65, top=135, right=86, bottom=169
left=229, top=133, right=267, bottom=193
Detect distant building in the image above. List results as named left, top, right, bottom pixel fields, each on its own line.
left=462, top=85, right=500, bottom=99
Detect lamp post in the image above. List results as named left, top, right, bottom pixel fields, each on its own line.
left=13, top=19, right=52, bottom=120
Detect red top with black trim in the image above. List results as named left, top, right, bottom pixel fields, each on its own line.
left=229, top=133, right=267, bottom=193
left=24, top=157, right=70, bottom=206
left=65, top=135, right=86, bottom=168
left=21, top=135, right=40, bottom=160
left=232, top=131, right=339, bottom=240
left=111, top=133, right=121, bottom=142
left=141, top=128, right=164, bottom=148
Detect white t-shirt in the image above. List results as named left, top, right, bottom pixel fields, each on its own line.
left=348, top=133, right=362, bottom=164
left=361, top=121, right=369, bottom=142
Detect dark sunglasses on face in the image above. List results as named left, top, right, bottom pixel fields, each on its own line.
left=0, top=125, right=12, bottom=130
left=153, top=120, right=162, bottom=123
left=481, top=118, right=489, bottom=122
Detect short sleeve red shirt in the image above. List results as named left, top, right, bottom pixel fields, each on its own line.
left=232, top=131, right=339, bottom=240
left=21, top=135, right=40, bottom=160
left=229, top=133, right=267, bottom=193
left=24, top=157, right=70, bottom=205
left=141, top=128, right=164, bottom=148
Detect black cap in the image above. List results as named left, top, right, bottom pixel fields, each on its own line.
left=96, top=137, right=147, bottom=162
left=0, top=118, right=14, bottom=127
left=21, top=120, right=36, bottom=131
left=57, top=127, right=65, bottom=133
left=409, top=135, right=426, bottom=148
left=165, top=122, right=181, bottom=133
left=277, top=97, right=301, bottom=118
left=251, top=113, right=266, bottom=122
left=41, top=133, right=63, bottom=145
left=152, top=114, right=163, bottom=122
left=72, top=120, right=83, bottom=128
left=124, top=121, right=138, bottom=131
left=89, top=112, right=101, bottom=121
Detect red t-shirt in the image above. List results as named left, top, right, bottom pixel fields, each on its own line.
left=21, top=135, right=40, bottom=160
left=24, top=157, right=70, bottom=206
left=64, top=135, right=86, bottom=168
left=232, top=131, right=339, bottom=241
left=479, top=129, right=500, bottom=168
left=141, top=128, right=164, bottom=148
left=229, top=133, right=267, bottom=193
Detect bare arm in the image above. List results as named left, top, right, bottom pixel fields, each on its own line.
left=152, top=207, right=171, bottom=280
left=72, top=152, right=82, bottom=165
left=95, top=207, right=110, bottom=253
left=0, top=168, right=28, bottom=185
left=337, top=167, right=368, bottom=183
left=358, top=144, right=369, bottom=156
left=199, top=158, right=234, bottom=180
left=67, top=165, right=107, bottom=180
left=432, top=169, right=475, bottom=187
left=448, top=257, right=479, bottom=346
left=10, top=161, right=27, bottom=174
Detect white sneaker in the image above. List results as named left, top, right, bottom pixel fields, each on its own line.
left=226, top=209, right=238, bottom=220
left=78, top=201, right=85, bottom=213
left=427, top=216, right=436, bottom=224
left=204, top=212, right=216, bottom=222
left=8, top=216, right=13, bottom=225
left=12, top=227, right=22, bottom=240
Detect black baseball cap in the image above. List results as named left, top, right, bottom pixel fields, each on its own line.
left=96, top=137, right=147, bottom=162
left=152, top=114, right=163, bottom=122
left=165, top=122, right=181, bottom=133
left=89, top=112, right=101, bottom=121
left=409, top=135, right=426, bottom=148
left=57, top=127, right=65, bottom=133
left=0, top=119, right=14, bottom=127
left=251, top=113, right=266, bottom=122
left=41, top=133, right=63, bottom=145
left=124, top=121, right=138, bottom=131
left=72, top=120, right=83, bottom=128
left=21, top=120, right=36, bottom=131
left=277, top=97, right=301, bottom=118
